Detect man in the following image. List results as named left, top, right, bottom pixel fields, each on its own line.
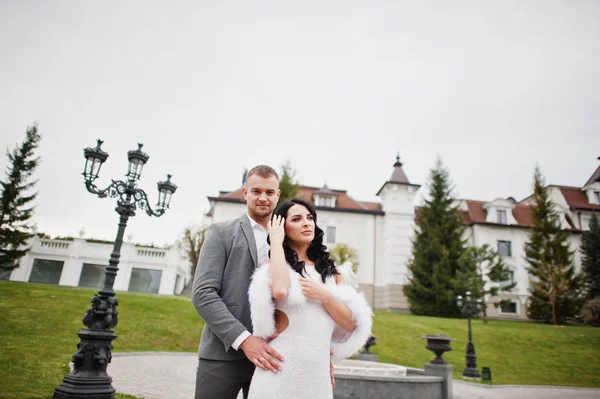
left=192, top=165, right=284, bottom=399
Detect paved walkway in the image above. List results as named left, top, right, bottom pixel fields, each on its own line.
left=109, top=352, right=600, bottom=399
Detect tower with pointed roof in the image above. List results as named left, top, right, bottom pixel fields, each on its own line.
left=375, top=154, right=421, bottom=310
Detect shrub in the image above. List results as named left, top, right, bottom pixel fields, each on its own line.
left=581, top=298, right=600, bottom=326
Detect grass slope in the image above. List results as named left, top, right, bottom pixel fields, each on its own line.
left=0, top=281, right=203, bottom=399
left=372, top=311, right=600, bottom=387
left=1, top=281, right=599, bottom=399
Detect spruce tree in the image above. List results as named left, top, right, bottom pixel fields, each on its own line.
left=0, top=125, right=42, bottom=278
left=278, top=160, right=300, bottom=204
left=404, top=158, right=471, bottom=317
left=581, top=212, right=600, bottom=299
left=459, top=244, right=516, bottom=323
left=525, top=166, right=583, bottom=325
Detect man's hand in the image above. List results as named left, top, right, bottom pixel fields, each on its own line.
left=240, top=335, right=284, bottom=373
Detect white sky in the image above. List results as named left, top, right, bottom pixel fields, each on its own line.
left=1, top=1, right=599, bottom=246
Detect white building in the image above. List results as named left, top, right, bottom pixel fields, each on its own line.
left=205, top=156, right=600, bottom=319
left=9, top=234, right=190, bottom=296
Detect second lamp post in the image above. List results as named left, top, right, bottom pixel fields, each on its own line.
left=457, top=291, right=481, bottom=379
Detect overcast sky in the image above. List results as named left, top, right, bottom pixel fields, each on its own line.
left=1, top=1, right=598, bottom=246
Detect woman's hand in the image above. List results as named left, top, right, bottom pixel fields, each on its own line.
left=268, top=215, right=285, bottom=246
left=299, top=277, right=332, bottom=303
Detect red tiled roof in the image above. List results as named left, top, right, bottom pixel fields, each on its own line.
left=554, top=185, right=600, bottom=211
left=208, top=185, right=383, bottom=215
left=357, top=201, right=383, bottom=212
left=461, top=200, right=535, bottom=227
left=416, top=201, right=536, bottom=228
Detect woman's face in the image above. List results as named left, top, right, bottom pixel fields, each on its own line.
left=284, top=204, right=315, bottom=246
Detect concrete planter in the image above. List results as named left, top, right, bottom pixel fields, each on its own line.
left=333, top=360, right=445, bottom=399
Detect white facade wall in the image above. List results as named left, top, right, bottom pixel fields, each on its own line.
left=206, top=201, right=247, bottom=226
left=379, top=183, right=418, bottom=285
left=466, top=222, right=583, bottom=319
left=10, top=236, right=190, bottom=295
left=314, top=209, right=380, bottom=285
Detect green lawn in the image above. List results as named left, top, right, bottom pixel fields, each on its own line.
left=0, top=281, right=203, bottom=399
left=1, top=281, right=599, bottom=399
left=371, top=311, right=600, bottom=387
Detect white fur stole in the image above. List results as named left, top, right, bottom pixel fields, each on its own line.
left=248, top=264, right=373, bottom=360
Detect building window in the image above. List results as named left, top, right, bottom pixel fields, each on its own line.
left=78, top=263, right=106, bottom=289
left=496, top=210, right=507, bottom=224
left=29, top=259, right=64, bottom=284
left=500, top=302, right=517, bottom=314
left=497, top=240, right=512, bottom=257
left=128, top=268, right=162, bottom=294
left=326, top=226, right=337, bottom=244
left=508, top=270, right=515, bottom=285
left=594, top=191, right=600, bottom=205
left=318, top=196, right=334, bottom=207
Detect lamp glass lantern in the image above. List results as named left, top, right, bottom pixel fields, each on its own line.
left=83, top=140, right=109, bottom=182
left=456, top=295, right=463, bottom=308
left=157, top=174, right=177, bottom=209
left=126, top=144, right=149, bottom=181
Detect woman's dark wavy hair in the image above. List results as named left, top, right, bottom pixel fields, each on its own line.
left=267, top=198, right=339, bottom=283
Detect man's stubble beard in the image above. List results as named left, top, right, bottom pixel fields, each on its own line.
left=250, top=206, right=273, bottom=219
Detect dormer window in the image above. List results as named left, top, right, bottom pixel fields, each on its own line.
left=483, top=198, right=516, bottom=225
left=594, top=191, right=600, bottom=205
left=496, top=210, right=507, bottom=224
left=318, top=196, right=334, bottom=207
left=313, top=184, right=338, bottom=208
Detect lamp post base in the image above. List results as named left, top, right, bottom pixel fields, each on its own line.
left=462, top=367, right=481, bottom=379
left=53, top=375, right=115, bottom=399
left=53, top=326, right=118, bottom=399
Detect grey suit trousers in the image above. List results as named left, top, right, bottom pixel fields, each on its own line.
left=195, top=357, right=255, bottom=399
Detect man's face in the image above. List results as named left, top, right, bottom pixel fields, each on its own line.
left=242, top=174, right=280, bottom=220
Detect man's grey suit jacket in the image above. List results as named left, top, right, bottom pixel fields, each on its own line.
left=192, top=214, right=259, bottom=361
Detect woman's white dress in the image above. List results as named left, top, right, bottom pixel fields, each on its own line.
left=247, top=264, right=372, bottom=399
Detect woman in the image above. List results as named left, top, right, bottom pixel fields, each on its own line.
left=247, top=198, right=372, bottom=399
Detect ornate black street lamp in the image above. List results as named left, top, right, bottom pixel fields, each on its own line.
left=457, top=291, right=482, bottom=379
left=54, top=140, right=177, bottom=399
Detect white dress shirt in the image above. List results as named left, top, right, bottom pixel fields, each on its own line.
left=231, top=213, right=269, bottom=350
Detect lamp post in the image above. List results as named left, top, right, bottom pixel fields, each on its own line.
left=54, top=140, right=177, bottom=399
left=456, top=291, right=482, bottom=379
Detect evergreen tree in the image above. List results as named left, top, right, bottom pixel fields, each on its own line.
left=525, top=166, right=584, bottom=325
left=459, top=244, right=516, bottom=323
left=278, top=160, right=300, bottom=204
left=0, top=125, right=42, bottom=278
left=581, top=212, right=600, bottom=299
left=404, top=158, right=471, bottom=317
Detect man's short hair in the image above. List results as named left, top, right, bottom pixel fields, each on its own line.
left=245, top=165, right=279, bottom=184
